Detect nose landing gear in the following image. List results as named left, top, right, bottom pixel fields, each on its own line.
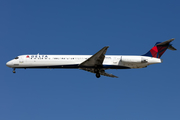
left=13, top=68, right=16, bottom=73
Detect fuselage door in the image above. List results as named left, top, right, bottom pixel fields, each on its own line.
left=19, top=57, right=24, bottom=63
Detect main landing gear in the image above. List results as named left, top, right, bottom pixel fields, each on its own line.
left=96, top=73, right=100, bottom=78
left=13, top=68, right=16, bottom=73
left=94, top=69, right=101, bottom=78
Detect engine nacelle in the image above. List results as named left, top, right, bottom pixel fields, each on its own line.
left=121, top=56, right=147, bottom=63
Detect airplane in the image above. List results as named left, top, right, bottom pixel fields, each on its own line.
left=6, top=38, right=176, bottom=78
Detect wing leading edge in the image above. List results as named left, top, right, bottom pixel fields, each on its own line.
left=79, top=46, right=109, bottom=67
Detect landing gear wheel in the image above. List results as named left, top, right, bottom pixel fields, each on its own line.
left=96, top=73, right=100, bottom=78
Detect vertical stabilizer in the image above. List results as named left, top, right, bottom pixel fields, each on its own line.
left=143, top=38, right=176, bottom=58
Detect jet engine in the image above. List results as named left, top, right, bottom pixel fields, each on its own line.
left=121, top=56, right=147, bottom=63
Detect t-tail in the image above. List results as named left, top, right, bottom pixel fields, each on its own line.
left=143, top=38, right=177, bottom=58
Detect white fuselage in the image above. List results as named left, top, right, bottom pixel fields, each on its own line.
left=6, top=55, right=162, bottom=69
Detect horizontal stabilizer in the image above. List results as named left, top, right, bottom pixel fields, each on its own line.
left=156, top=38, right=175, bottom=46
left=156, top=38, right=177, bottom=51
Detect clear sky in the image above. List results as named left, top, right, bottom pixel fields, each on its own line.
left=1, top=0, right=180, bottom=120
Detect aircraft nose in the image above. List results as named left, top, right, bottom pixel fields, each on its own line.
left=6, top=61, right=13, bottom=67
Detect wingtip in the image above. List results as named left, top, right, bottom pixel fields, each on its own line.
left=170, top=38, right=175, bottom=41
left=103, top=46, right=109, bottom=49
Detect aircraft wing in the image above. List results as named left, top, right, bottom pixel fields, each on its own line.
left=80, top=68, right=118, bottom=78
left=79, top=46, right=118, bottom=78
left=79, top=46, right=109, bottom=67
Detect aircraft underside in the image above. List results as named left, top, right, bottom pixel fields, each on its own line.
left=14, top=64, right=131, bottom=69
left=11, top=64, right=131, bottom=78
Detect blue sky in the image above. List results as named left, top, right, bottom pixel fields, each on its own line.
left=1, top=0, right=180, bottom=120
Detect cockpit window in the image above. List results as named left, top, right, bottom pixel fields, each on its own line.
left=14, top=57, right=19, bottom=59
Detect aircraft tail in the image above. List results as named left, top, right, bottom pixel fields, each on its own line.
left=143, top=38, right=176, bottom=58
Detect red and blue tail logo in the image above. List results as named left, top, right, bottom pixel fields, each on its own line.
left=143, top=39, right=176, bottom=58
